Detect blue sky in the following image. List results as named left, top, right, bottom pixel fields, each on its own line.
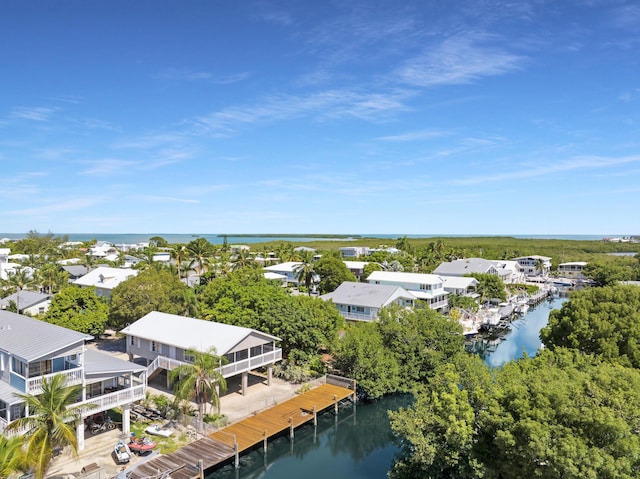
left=1, top=0, right=639, bottom=235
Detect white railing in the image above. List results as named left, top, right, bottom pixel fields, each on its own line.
left=429, top=299, right=448, bottom=310
left=145, top=349, right=283, bottom=379
left=26, top=367, right=84, bottom=395
left=75, top=384, right=147, bottom=417
left=342, top=311, right=376, bottom=321
left=218, top=349, right=283, bottom=377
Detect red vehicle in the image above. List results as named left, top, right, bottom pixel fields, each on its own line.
left=128, top=436, right=157, bottom=455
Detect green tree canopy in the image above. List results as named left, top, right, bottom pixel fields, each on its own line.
left=583, top=259, right=637, bottom=286
left=468, top=272, right=506, bottom=303
left=314, top=255, right=357, bottom=293
left=540, top=284, right=640, bottom=368
left=390, top=349, right=640, bottom=479
left=42, top=286, right=108, bottom=335
left=108, top=268, right=193, bottom=330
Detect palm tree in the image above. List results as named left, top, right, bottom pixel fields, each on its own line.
left=170, top=244, right=189, bottom=278
left=535, top=258, right=546, bottom=277
left=294, top=251, right=317, bottom=295
left=230, top=248, right=255, bottom=271
left=36, top=263, right=69, bottom=295
left=6, top=374, right=86, bottom=479
left=187, top=238, right=213, bottom=275
left=0, top=435, right=29, bottom=478
left=169, top=347, right=227, bottom=430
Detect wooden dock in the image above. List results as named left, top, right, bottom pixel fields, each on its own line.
left=127, top=380, right=355, bottom=479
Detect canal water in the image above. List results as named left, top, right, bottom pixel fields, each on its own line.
left=208, top=296, right=566, bottom=479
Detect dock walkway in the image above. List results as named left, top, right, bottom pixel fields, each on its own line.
left=127, top=381, right=355, bottom=479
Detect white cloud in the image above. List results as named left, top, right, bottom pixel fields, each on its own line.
left=10, top=107, right=58, bottom=122
left=377, top=129, right=450, bottom=142
left=7, top=197, right=102, bottom=216
left=78, top=159, right=138, bottom=176
left=395, top=34, right=524, bottom=87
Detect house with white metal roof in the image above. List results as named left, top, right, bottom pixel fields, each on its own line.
left=366, top=271, right=449, bottom=311
left=0, top=310, right=145, bottom=450
left=433, top=258, right=513, bottom=283
left=0, top=290, right=52, bottom=316
left=512, top=255, right=552, bottom=276
left=263, top=262, right=319, bottom=287
left=321, top=282, right=416, bottom=322
left=73, top=266, right=138, bottom=297
left=120, top=312, right=283, bottom=396
left=343, top=261, right=370, bottom=280
left=441, top=276, right=480, bottom=297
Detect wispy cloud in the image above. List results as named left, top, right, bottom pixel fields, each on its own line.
left=140, top=195, right=199, bottom=204
left=7, top=197, right=102, bottom=216
left=377, top=129, right=450, bottom=142
left=452, top=154, right=640, bottom=186
left=395, top=34, right=524, bottom=87
left=189, top=88, right=415, bottom=135
left=155, top=69, right=251, bottom=84
left=10, top=106, right=58, bottom=122
left=78, top=159, right=138, bottom=176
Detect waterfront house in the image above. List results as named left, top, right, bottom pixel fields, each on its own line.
left=321, top=282, right=416, bottom=321
left=512, top=255, right=552, bottom=276
left=0, top=291, right=51, bottom=315
left=0, top=310, right=146, bottom=450
left=366, top=271, right=448, bottom=311
left=73, top=266, right=138, bottom=298
left=434, top=258, right=513, bottom=283
left=441, top=276, right=480, bottom=297
left=490, top=260, right=525, bottom=284
left=120, top=311, right=283, bottom=396
left=339, top=246, right=370, bottom=258
left=557, top=261, right=588, bottom=280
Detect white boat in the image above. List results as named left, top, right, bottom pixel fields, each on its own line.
left=145, top=424, right=174, bottom=437
left=114, top=441, right=131, bottom=464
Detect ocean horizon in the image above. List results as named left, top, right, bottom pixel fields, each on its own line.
left=0, top=232, right=629, bottom=245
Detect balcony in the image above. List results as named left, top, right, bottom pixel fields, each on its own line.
left=76, top=384, right=146, bottom=417
left=341, top=311, right=376, bottom=322
left=26, top=367, right=84, bottom=395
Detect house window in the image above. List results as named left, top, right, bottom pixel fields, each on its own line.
left=38, top=307, right=45, bottom=314
left=151, top=341, right=161, bottom=354
left=419, top=284, right=431, bottom=290
left=184, top=352, right=195, bottom=363
left=354, top=306, right=365, bottom=313
left=11, top=357, right=26, bottom=377
left=225, top=353, right=235, bottom=364
left=130, top=336, right=135, bottom=346
left=250, top=345, right=263, bottom=357
left=29, top=360, right=52, bottom=378
left=235, top=349, right=248, bottom=361
left=263, top=342, right=274, bottom=353
left=0, top=400, right=6, bottom=419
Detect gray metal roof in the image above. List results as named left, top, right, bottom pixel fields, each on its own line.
left=433, top=258, right=496, bottom=276
left=0, top=310, right=91, bottom=361
left=321, top=282, right=415, bottom=308
left=0, top=290, right=50, bottom=309
left=120, top=311, right=280, bottom=356
left=0, top=380, right=23, bottom=405
left=84, top=348, right=145, bottom=376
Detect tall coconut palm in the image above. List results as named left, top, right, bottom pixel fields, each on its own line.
left=0, top=435, right=29, bottom=478
left=187, top=238, right=213, bottom=275
left=294, top=251, right=317, bottom=295
left=169, top=347, right=227, bottom=430
left=170, top=244, right=189, bottom=279
left=230, top=248, right=255, bottom=271
left=6, top=374, right=86, bottom=479
left=36, top=263, right=69, bottom=295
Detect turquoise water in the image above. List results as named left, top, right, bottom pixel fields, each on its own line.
left=0, top=233, right=617, bottom=244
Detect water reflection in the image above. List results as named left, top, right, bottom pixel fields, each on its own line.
left=207, top=395, right=413, bottom=479
left=468, top=296, right=567, bottom=367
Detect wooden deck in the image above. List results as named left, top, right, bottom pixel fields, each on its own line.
left=126, top=382, right=354, bottom=479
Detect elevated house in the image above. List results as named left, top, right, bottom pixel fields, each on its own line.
left=441, top=276, right=480, bottom=297
left=512, top=255, right=552, bottom=276
left=120, top=312, right=283, bottom=396
left=321, top=282, right=416, bottom=322
left=366, top=271, right=449, bottom=311
left=338, top=246, right=370, bottom=258
left=73, top=267, right=138, bottom=298
left=433, top=258, right=513, bottom=284
left=0, top=311, right=146, bottom=450
left=0, top=291, right=52, bottom=316
left=557, top=261, right=588, bottom=280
